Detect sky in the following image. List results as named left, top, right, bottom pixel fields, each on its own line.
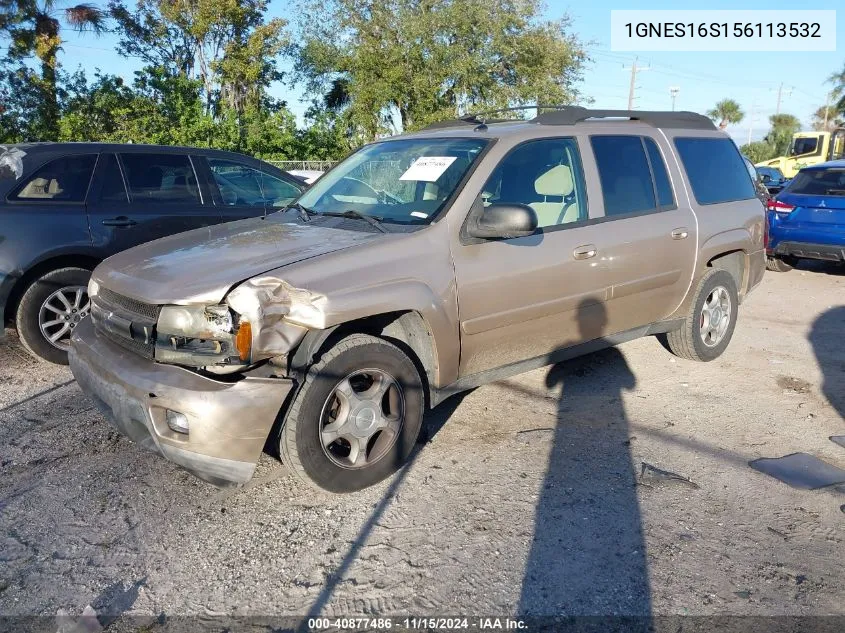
left=44, top=0, right=845, bottom=145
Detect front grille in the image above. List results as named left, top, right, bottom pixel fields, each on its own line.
left=92, top=288, right=159, bottom=359
left=97, top=287, right=160, bottom=321
left=99, top=325, right=155, bottom=359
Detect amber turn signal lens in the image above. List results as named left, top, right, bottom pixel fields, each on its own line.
left=235, top=321, right=252, bottom=362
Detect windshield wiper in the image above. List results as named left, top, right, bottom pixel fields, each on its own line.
left=315, top=210, right=388, bottom=233
left=284, top=202, right=316, bottom=222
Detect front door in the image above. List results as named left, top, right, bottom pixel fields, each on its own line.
left=87, top=152, right=221, bottom=256
left=452, top=137, right=612, bottom=378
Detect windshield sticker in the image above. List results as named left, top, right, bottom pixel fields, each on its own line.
left=0, top=145, right=26, bottom=179
left=399, top=156, right=456, bottom=182
left=410, top=211, right=429, bottom=219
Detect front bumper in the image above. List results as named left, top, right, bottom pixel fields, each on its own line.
left=69, top=318, right=294, bottom=486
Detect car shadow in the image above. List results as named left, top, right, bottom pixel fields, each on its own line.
left=518, top=299, right=652, bottom=625
left=795, top=259, right=845, bottom=276
left=808, top=305, right=845, bottom=422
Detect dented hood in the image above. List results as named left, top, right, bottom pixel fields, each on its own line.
left=93, top=216, right=383, bottom=305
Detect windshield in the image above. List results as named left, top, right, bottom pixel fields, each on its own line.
left=786, top=168, right=845, bottom=196
left=788, top=136, right=820, bottom=156
left=295, top=137, right=488, bottom=224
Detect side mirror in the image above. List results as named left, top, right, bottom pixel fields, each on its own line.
left=467, top=203, right=538, bottom=240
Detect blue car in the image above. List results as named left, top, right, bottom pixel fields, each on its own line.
left=766, top=160, right=845, bottom=272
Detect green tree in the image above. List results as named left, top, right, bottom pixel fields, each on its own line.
left=706, top=98, right=744, bottom=130
left=1, top=0, right=106, bottom=139
left=829, top=64, right=845, bottom=114
left=811, top=104, right=844, bottom=132
left=295, top=0, right=588, bottom=140
left=740, top=140, right=776, bottom=164
left=766, top=113, right=801, bottom=156
left=109, top=0, right=288, bottom=146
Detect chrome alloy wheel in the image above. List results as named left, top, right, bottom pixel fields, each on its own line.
left=38, top=286, right=90, bottom=350
left=699, top=285, right=731, bottom=347
left=319, top=368, right=405, bottom=469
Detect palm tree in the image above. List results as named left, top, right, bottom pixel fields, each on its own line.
left=1, top=1, right=106, bottom=139
left=811, top=104, right=844, bottom=132
left=829, top=65, right=845, bottom=113
left=707, top=98, right=744, bottom=130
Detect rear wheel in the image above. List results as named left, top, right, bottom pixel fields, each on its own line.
left=280, top=333, right=425, bottom=493
left=766, top=255, right=797, bottom=273
left=663, top=269, right=738, bottom=362
left=15, top=267, right=92, bottom=364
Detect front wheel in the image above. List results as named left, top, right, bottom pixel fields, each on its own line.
left=279, top=333, right=425, bottom=493
left=662, top=269, right=739, bottom=362
left=766, top=255, right=796, bottom=273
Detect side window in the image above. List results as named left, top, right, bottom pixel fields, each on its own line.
left=120, top=153, right=201, bottom=203
left=208, top=159, right=301, bottom=207
left=257, top=171, right=301, bottom=208
left=674, top=138, right=756, bottom=205
left=11, top=154, right=97, bottom=202
left=482, top=138, right=587, bottom=229
left=208, top=159, right=265, bottom=206
left=98, top=154, right=129, bottom=204
left=591, top=136, right=656, bottom=217
left=644, top=138, right=675, bottom=209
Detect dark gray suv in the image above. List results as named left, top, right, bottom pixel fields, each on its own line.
left=0, top=143, right=304, bottom=363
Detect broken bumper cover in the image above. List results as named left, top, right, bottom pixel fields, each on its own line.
left=69, top=318, right=294, bottom=486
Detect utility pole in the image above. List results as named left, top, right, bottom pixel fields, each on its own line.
left=823, top=93, right=831, bottom=130
left=773, top=83, right=793, bottom=115
left=747, top=102, right=759, bottom=145
left=669, top=86, right=680, bottom=111
left=623, top=57, right=650, bottom=110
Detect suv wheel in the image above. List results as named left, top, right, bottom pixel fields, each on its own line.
left=663, top=269, right=738, bottom=362
left=280, top=333, right=425, bottom=493
left=15, top=267, right=92, bottom=365
left=766, top=255, right=796, bottom=273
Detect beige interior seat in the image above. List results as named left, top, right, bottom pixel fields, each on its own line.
left=530, top=164, right=579, bottom=227
left=18, top=177, right=64, bottom=199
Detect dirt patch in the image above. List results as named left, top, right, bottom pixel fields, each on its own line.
left=777, top=375, right=813, bottom=394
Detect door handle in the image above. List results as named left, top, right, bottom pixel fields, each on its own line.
left=102, top=216, right=137, bottom=227
left=573, top=244, right=597, bottom=260
left=671, top=227, right=689, bottom=240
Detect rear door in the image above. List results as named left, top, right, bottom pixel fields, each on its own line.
left=2, top=150, right=97, bottom=268
left=86, top=151, right=222, bottom=256
left=585, top=134, right=698, bottom=333
left=202, top=157, right=303, bottom=222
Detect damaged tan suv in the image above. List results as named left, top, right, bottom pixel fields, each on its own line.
left=69, top=107, right=766, bottom=493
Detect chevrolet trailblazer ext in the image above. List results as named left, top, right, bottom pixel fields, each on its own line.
left=69, top=107, right=766, bottom=493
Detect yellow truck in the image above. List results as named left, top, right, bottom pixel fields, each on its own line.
left=757, top=128, right=845, bottom=178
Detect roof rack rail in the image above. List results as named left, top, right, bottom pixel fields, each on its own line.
left=423, top=105, right=716, bottom=131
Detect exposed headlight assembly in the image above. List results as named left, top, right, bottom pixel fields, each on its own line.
left=155, top=304, right=251, bottom=367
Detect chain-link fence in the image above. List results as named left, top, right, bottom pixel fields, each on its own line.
left=267, top=160, right=338, bottom=172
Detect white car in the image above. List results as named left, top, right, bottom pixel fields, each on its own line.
left=287, top=169, right=324, bottom=185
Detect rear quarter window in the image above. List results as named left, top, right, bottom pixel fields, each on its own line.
left=10, top=154, right=98, bottom=202
left=674, top=138, right=756, bottom=205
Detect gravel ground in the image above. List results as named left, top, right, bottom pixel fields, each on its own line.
left=1, top=261, right=844, bottom=627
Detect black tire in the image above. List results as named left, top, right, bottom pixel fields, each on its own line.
left=15, top=267, right=92, bottom=365
left=280, top=333, right=425, bottom=493
left=766, top=255, right=796, bottom=273
left=663, top=269, right=739, bottom=362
